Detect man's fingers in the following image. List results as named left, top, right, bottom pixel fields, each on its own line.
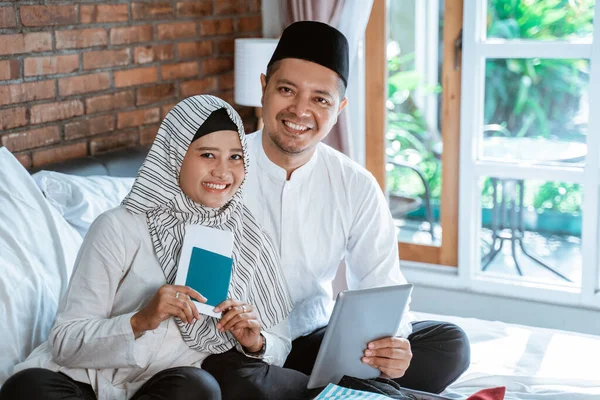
left=362, top=355, right=410, bottom=371
left=362, top=355, right=397, bottom=369
left=365, top=347, right=395, bottom=358
left=365, top=347, right=411, bottom=360
left=362, top=338, right=412, bottom=380
left=367, top=336, right=410, bottom=350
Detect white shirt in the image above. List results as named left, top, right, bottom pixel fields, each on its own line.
left=14, top=206, right=291, bottom=400
left=243, top=131, right=414, bottom=340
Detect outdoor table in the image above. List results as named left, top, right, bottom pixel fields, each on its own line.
left=480, top=137, right=587, bottom=282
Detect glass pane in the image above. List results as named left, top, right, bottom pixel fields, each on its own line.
left=479, top=177, right=582, bottom=287
left=387, top=0, right=443, bottom=246
left=487, top=0, right=594, bottom=41
left=482, top=58, right=588, bottom=165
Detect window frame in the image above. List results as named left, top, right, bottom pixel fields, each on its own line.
left=365, top=0, right=463, bottom=267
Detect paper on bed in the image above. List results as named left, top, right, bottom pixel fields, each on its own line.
left=175, top=225, right=233, bottom=318
left=315, top=384, right=453, bottom=400
left=314, top=384, right=391, bottom=399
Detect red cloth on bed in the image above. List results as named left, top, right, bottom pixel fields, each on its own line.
left=466, top=386, right=506, bottom=400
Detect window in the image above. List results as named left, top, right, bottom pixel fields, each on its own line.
left=459, top=0, right=600, bottom=305
left=367, top=0, right=462, bottom=266
left=366, top=0, right=600, bottom=309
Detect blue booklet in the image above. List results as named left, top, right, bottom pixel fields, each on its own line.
left=175, top=225, right=234, bottom=318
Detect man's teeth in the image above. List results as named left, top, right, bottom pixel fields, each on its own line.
left=284, top=121, right=309, bottom=131
left=203, top=183, right=227, bottom=190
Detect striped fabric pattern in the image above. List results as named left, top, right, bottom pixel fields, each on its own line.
left=122, top=95, right=292, bottom=353
left=314, top=384, right=393, bottom=400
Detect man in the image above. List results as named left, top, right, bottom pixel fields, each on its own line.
left=202, top=21, right=470, bottom=399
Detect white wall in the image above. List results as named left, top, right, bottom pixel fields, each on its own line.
left=410, top=284, right=600, bottom=336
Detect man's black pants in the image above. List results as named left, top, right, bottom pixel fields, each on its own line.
left=0, top=366, right=221, bottom=400
left=202, top=320, right=471, bottom=400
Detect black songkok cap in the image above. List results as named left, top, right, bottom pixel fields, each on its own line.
left=192, top=108, right=239, bottom=143
left=267, top=21, right=349, bottom=87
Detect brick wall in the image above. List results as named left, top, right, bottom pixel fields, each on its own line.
left=0, top=0, right=262, bottom=169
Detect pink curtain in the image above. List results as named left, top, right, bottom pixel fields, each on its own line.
left=281, top=0, right=351, bottom=156
left=284, top=0, right=345, bottom=27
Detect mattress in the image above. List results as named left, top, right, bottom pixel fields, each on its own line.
left=413, top=312, right=600, bottom=399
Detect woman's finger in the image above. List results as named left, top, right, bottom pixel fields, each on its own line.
left=214, top=299, right=242, bottom=313
left=170, top=285, right=206, bottom=304
left=167, top=294, right=195, bottom=324
left=173, top=291, right=201, bottom=321
left=221, top=310, right=259, bottom=332
left=220, top=310, right=247, bottom=331
left=217, top=305, right=244, bottom=330
left=166, top=304, right=190, bottom=324
left=228, top=318, right=261, bottom=332
left=177, top=297, right=196, bottom=324
left=185, top=294, right=201, bottom=320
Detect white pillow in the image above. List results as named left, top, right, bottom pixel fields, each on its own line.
left=0, top=147, right=82, bottom=386
left=32, top=171, right=134, bottom=238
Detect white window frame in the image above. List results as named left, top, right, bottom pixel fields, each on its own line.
left=413, top=0, right=440, bottom=134
left=455, top=2, right=600, bottom=308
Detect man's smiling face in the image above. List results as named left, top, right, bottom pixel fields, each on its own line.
left=260, top=58, right=347, bottom=158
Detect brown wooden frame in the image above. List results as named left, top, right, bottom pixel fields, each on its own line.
left=365, top=0, right=463, bottom=267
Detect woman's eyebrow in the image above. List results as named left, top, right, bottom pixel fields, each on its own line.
left=194, top=147, right=243, bottom=152
left=194, top=147, right=220, bottom=151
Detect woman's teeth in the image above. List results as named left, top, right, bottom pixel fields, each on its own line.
left=284, top=121, right=309, bottom=131
left=203, top=183, right=227, bottom=190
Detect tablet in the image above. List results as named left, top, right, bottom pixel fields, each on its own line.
left=307, top=284, right=413, bottom=389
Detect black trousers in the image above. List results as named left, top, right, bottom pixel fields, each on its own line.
left=202, top=320, right=471, bottom=399
left=0, top=366, right=221, bottom=400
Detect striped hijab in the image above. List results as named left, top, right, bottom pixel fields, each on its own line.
left=122, top=95, right=292, bottom=353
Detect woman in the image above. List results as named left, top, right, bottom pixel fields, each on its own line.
left=0, top=95, right=292, bottom=400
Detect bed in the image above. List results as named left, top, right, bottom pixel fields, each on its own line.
left=1, top=145, right=599, bottom=399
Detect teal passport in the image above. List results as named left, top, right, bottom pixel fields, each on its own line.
left=185, top=247, right=233, bottom=306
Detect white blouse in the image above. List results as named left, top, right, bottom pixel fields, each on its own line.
left=14, top=206, right=291, bottom=400
left=243, top=131, right=415, bottom=340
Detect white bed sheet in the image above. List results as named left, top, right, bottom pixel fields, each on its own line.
left=413, top=312, right=600, bottom=399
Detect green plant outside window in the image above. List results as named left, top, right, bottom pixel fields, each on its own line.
left=386, top=0, right=593, bottom=227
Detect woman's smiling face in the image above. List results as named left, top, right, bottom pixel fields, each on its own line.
left=179, top=129, right=245, bottom=208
